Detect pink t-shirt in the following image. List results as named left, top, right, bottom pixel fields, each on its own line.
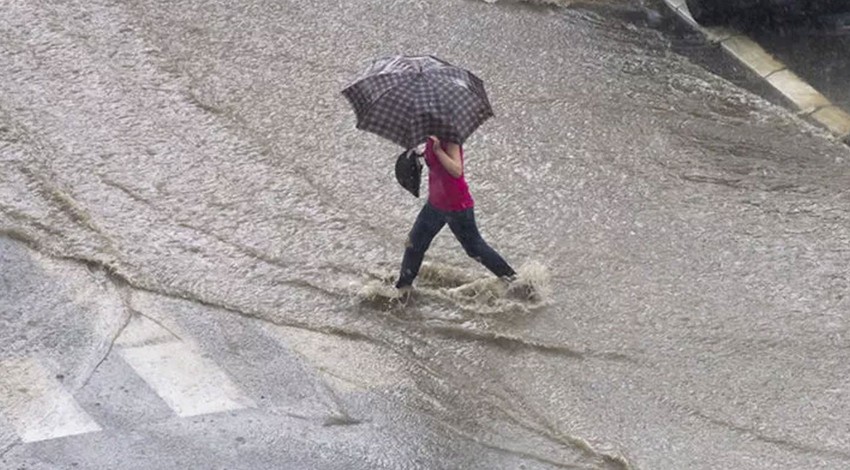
left=424, top=139, right=474, bottom=212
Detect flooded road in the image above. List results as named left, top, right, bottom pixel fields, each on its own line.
left=2, top=0, right=850, bottom=468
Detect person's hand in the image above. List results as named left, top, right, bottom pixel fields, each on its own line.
left=428, top=135, right=440, bottom=147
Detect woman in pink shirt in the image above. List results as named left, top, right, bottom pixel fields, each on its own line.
left=396, top=136, right=516, bottom=289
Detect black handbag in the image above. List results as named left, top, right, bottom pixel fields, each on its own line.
left=394, top=149, right=423, bottom=197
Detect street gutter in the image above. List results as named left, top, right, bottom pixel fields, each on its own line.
left=663, top=0, right=850, bottom=145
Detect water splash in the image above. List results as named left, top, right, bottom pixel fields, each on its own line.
left=357, top=261, right=552, bottom=315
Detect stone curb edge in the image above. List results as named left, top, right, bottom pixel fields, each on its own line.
left=663, top=0, right=850, bottom=144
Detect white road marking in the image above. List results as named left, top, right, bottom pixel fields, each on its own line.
left=0, top=358, right=101, bottom=443
left=114, top=313, right=176, bottom=348
left=117, top=315, right=253, bottom=417
left=266, top=324, right=412, bottom=393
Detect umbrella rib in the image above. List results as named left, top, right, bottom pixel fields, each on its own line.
left=356, top=73, right=422, bottom=127
left=342, top=56, right=492, bottom=147
left=428, top=72, right=490, bottom=105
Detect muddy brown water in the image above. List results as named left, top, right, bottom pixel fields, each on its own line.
left=2, top=0, right=850, bottom=468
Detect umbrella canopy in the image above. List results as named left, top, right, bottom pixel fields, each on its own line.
left=342, top=55, right=494, bottom=149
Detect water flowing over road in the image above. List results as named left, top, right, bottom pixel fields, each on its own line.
left=2, top=0, right=850, bottom=468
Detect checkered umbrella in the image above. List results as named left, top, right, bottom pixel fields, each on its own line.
left=342, top=55, right=494, bottom=149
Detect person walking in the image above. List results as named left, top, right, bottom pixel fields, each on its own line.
left=395, top=135, right=516, bottom=290
left=340, top=55, right=516, bottom=291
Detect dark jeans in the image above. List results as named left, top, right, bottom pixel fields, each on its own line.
left=396, top=203, right=515, bottom=288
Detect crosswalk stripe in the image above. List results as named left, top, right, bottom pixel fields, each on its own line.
left=114, top=313, right=176, bottom=348
left=117, top=315, right=254, bottom=417
left=266, top=324, right=412, bottom=393
left=0, top=358, right=101, bottom=443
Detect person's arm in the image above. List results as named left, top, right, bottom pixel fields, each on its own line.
left=430, top=137, right=463, bottom=178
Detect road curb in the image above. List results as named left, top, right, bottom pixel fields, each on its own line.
left=663, top=0, right=850, bottom=144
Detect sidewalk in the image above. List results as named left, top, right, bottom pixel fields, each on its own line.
left=663, top=0, right=850, bottom=143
